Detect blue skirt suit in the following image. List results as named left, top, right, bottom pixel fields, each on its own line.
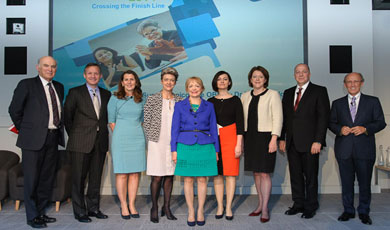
left=108, top=96, right=146, bottom=173
left=170, top=97, right=219, bottom=177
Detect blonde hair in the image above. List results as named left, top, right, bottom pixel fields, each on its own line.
left=185, top=76, right=204, bottom=92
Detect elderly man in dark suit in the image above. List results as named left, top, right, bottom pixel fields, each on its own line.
left=64, top=63, right=111, bottom=223
left=9, top=56, right=64, bottom=228
left=279, top=63, right=330, bottom=219
left=329, top=72, right=386, bottom=225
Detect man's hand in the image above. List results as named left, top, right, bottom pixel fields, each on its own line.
left=279, top=140, right=286, bottom=153
left=311, top=142, right=322, bottom=154
left=351, top=126, right=366, bottom=136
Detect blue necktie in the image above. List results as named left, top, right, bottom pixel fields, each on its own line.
left=350, top=96, right=356, bottom=122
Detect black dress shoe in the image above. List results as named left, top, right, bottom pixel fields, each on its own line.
left=88, top=210, right=108, bottom=219
left=359, top=214, right=372, bottom=225
left=27, top=217, right=47, bottom=228
left=285, top=207, right=304, bottom=215
left=38, top=215, right=56, bottom=223
left=75, top=215, right=92, bottom=223
left=337, top=212, right=355, bottom=221
left=150, top=208, right=158, bottom=223
left=301, top=210, right=316, bottom=219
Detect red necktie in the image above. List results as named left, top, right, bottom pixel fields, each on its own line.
left=294, top=87, right=302, bottom=112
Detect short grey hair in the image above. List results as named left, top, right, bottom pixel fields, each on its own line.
left=136, top=19, right=159, bottom=35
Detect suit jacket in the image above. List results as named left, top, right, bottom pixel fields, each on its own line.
left=329, top=94, right=386, bottom=160
left=9, top=76, right=65, bottom=150
left=280, top=82, right=330, bottom=152
left=64, top=84, right=111, bottom=153
left=170, top=97, right=220, bottom=152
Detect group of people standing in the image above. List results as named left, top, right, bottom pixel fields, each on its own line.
left=8, top=56, right=386, bottom=229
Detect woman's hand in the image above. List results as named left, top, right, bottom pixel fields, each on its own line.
left=172, top=151, right=177, bottom=164
left=234, top=144, right=242, bottom=158
left=268, top=135, right=278, bottom=153
left=216, top=152, right=219, bottom=161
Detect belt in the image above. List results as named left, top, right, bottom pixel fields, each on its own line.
left=48, top=129, right=58, bottom=133
left=181, top=129, right=211, bottom=136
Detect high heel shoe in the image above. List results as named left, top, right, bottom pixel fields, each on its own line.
left=249, top=210, right=262, bottom=216
left=150, top=208, right=158, bottom=223
left=120, top=208, right=130, bottom=220
left=161, top=206, right=177, bottom=220
left=215, top=207, right=225, bottom=219
left=260, top=212, right=270, bottom=223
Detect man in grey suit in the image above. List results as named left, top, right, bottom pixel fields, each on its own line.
left=329, top=72, right=386, bottom=225
left=64, top=63, right=111, bottom=223
left=9, top=56, right=64, bottom=228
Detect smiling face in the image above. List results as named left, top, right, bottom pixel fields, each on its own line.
left=186, top=80, right=203, bottom=98
left=84, top=66, right=102, bottom=87
left=216, top=73, right=231, bottom=91
left=122, top=73, right=136, bottom=93
left=94, top=49, right=113, bottom=64
left=37, top=56, right=57, bottom=82
left=142, top=25, right=163, bottom=41
left=344, top=73, right=364, bottom=96
left=250, top=70, right=267, bottom=90
left=294, top=64, right=311, bottom=86
left=161, top=73, right=176, bottom=92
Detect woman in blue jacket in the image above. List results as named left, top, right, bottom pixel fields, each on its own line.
left=171, top=77, right=219, bottom=226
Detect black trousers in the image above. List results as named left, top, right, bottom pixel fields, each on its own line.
left=22, top=130, right=59, bottom=221
left=71, top=132, right=107, bottom=217
left=287, top=142, right=319, bottom=212
left=337, top=155, right=375, bottom=215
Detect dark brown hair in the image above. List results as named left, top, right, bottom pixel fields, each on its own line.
left=248, top=66, right=269, bottom=88
left=114, top=70, right=143, bottom=103
left=211, top=71, right=232, bottom=92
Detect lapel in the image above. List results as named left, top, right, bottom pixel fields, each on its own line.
left=340, top=95, right=353, bottom=123
left=53, top=81, right=63, bottom=109
left=184, top=97, right=207, bottom=114
left=34, top=76, right=49, bottom=113
left=82, top=84, right=98, bottom=119
left=98, top=87, right=110, bottom=118
left=295, top=82, right=312, bottom=112
left=354, top=93, right=366, bottom=123
left=197, top=98, right=208, bottom=113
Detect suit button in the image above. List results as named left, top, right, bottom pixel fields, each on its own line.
left=195, top=135, right=198, bottom=138
left=194, top=122, right=197, bottom=125
left=194, top=115, right=197, bottom=118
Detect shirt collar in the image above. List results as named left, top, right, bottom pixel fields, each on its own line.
left=296, top=81, right=310, bottom=91
left=39, top=75, right=52, bottom=86
left=348, top=92, right=361, bottom=100
left=86, top=83, right=99, bottom=93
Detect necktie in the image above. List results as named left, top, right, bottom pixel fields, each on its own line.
left=48, top=83, right=60, bottom=127
left=92, top=89, right=100, bottom=119
left=294, top=87, right=302, bottom=111
left=350, top=96, right=356, bottom=122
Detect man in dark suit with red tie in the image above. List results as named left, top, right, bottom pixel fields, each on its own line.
left=329, top=72, right=386, bottom=225
left=9, top=56, right=65, bottom=228
left=64, top=63, right=111, bottom=223
left=279, top=63, right=330, bottom=219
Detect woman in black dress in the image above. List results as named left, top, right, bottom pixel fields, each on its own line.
left=241, top=66, right=283, bottom=223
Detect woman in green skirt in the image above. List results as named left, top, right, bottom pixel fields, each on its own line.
left=171, top=77, right=219, bottom=227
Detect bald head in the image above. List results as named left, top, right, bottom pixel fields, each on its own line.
left=36, top=56, right=57, bottom=82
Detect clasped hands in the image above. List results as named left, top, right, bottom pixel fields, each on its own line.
left=341, top=126, right=366, bottom=136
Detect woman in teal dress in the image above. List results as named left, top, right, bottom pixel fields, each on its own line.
left=108, top=70, right=146, bottom=219
left=171, top=77, right=219, bottom=226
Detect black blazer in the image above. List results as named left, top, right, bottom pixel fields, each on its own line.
left=329, top=94, right=386, bottom=160
left=64, top=84, right=111, bottom=153
left=280, top=82, right=330, bottom=153
left=8, top=76, right=65, bottom=150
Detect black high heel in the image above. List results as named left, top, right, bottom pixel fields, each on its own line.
left=150, top=208, right=159, bottom=223
left=120, top=208, right=130, bottom=220
left=161, top=206, right=177, bottom=220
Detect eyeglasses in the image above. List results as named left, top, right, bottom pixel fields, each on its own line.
left=345, top=80, right=362, bottom=85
